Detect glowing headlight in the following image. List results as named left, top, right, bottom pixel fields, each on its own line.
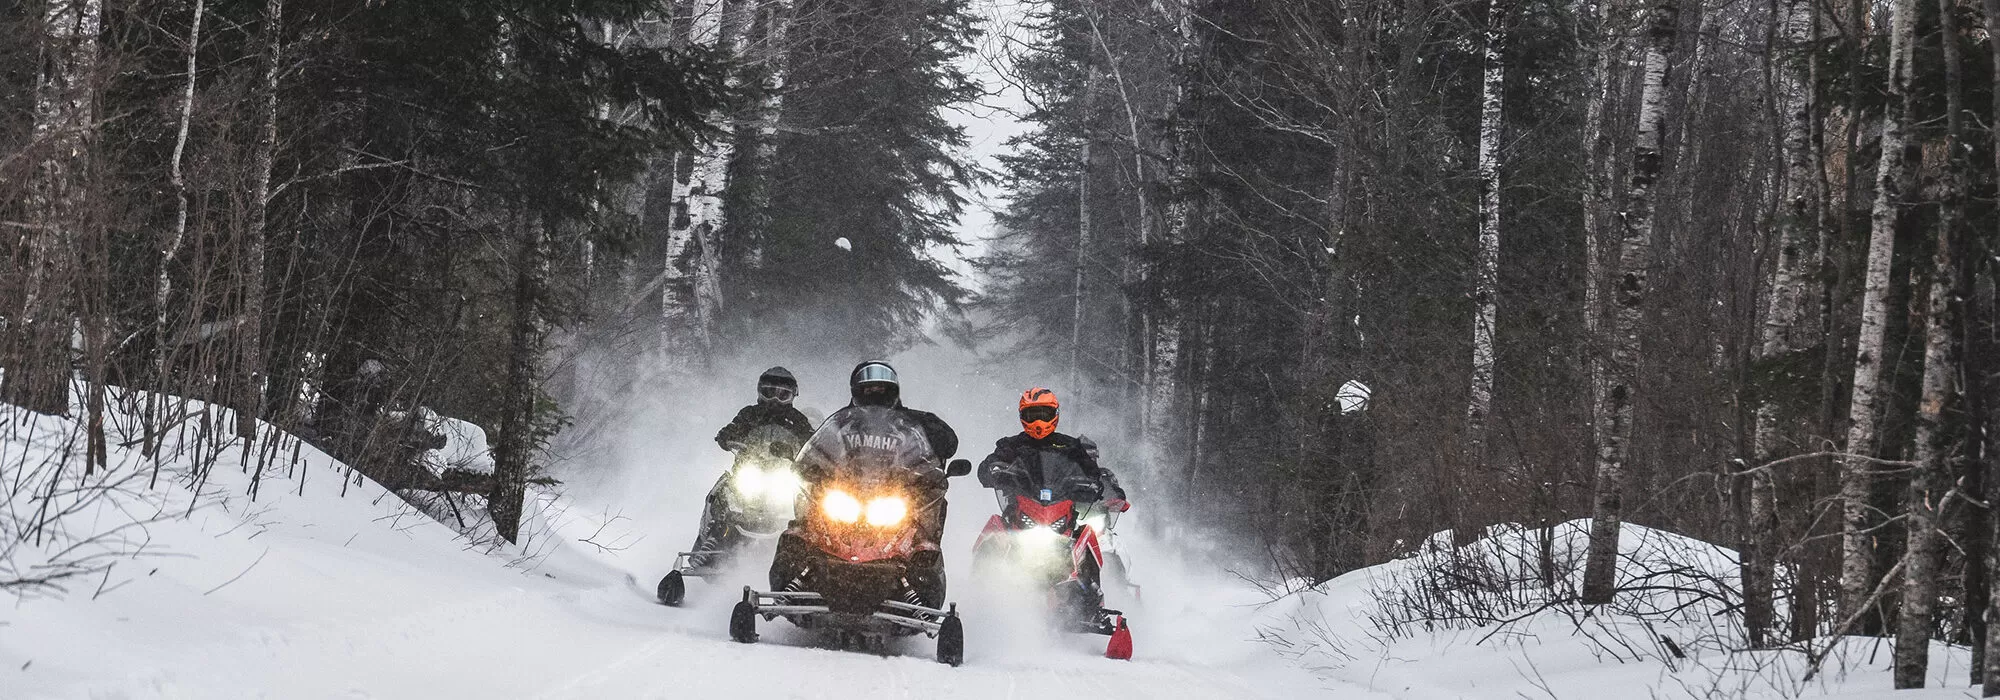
left=763, top=469, right=802, bottom=499
left=822, top=489, right=863, bottom=523
left=1020, top=525, right=1064, bottom=545
left=1081, top=514, right=1106, bottom=535
left=734, top=466, right=766, bottom=496
left=864, top=497, right=908, bottom=527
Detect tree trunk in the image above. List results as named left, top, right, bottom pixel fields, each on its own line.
left=1581, top=0, right=1677, bottom=606
left=1071, top=62, right=1099, bottom=391
left=1894, top=0, right=1970, bottom=686
left=3, top=0, right=102, bottom=416
left=741, top=0, right=794, bottom=270
left=1841, top=0, right=1921, bottom=626
left=1144, top=0, right=1202, bottom=496
left=149, top=0, right=205, bottom=454
left=237, top=0, right=284, bottom=442
left=1743, top=0, right=1817, bottom=649
left=1581, top=0, right=1624, bottom=541
left=663, top=0, right=738, bottom=365
left=1464, top=0, right=1508, bottom=506
left=491, top=213, right=549, bottom=544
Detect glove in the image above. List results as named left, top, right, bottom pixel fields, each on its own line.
left=1102, top=498, right=1130, bottom=513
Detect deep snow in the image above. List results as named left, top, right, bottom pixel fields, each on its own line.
left=0, top=361, right=1342, bottom=699
left=3, top=356, right=1987, bottom=699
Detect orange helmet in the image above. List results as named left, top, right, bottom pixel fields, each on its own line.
left=1018, top=387, right=1060, bottom=440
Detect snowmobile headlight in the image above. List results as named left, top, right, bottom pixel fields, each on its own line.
left=822, top=489, right=863, bottom=524
left=734, top=466, right=765, bottom=496
left=1081, top=514, right=1106, bottom=535
left=763, top=468, right=802, bottom=499
left=1020, top=525, right=1064, bottom=546
left=864, top=496, right=907, bottom=527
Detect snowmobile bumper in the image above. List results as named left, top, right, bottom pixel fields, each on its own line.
left=671, top=550, right=727, bottom=577
left=740, top=588, right=955, bottom=637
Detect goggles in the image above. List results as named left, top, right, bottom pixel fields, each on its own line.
left=1020, top=406, right=1058, bottom=423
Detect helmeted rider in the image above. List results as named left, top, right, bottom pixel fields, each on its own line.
left=978, top=387, right=1127, bottom=511
left=769, top=361, right=960, bottom=605
left=688, top=367, right=816, bottom=567
left=714, top=367, right=814, bottom=450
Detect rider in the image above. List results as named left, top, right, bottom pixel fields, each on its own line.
left=977, top=387, right=1128, bottom=511
left=770, top=360, right=960, bottom=604
left=688, top=367, right=816, bottom=566
left=714, top=367, right=814, bottom=450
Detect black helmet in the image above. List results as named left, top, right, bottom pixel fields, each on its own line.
left=849, top=360, right=899, bottom=407
left=758, top=366, right=797, bottom=404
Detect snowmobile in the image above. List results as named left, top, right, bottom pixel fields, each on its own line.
left=728, top=405, right=973, bottom=666
left=970, top=448, right=1134, bottom=659
left=657, top=425, right=804, bottom=606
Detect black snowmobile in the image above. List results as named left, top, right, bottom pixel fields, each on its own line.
left=728, top=405, right=973, bottom=666
left=658, top=424, right=804, bottom=606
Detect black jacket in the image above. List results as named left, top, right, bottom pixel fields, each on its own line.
left=977, top=431, right=1124, bottom=501
left=897, top=406, right=958, bottom=463
left=714, top=401, right=815, bottom=451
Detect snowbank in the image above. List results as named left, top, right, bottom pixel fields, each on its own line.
left=1255, top=520, right=1977, bottom=699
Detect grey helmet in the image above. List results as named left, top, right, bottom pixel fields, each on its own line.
left=758, top=366, right=798, bottom=404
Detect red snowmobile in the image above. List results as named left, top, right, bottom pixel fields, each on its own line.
left=970, top=449, right=1134, bottom=659
left=729, top=405, right=973, bottom=666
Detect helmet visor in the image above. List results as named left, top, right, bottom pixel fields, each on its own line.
left=1020, top=406, right=1058, bottom=423
left=854, top=363, right=897, bottom=385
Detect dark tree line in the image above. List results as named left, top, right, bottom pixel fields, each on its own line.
left=0, top=0, right=979, bottom=543
left=979, top=0, right=2000, bottom=687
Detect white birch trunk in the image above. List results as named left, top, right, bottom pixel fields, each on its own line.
left=1743, top=0, right=1816, bottom=648
left=1581, top=0, right=1677, bottom=606
left=237, top=0, right=283, bottom=441
left=1466, top=0, right=1508, bottom=483
left=1839, top=0, right=1919, bottom=624
left=1893, top=0, right=1965, bottom=685
left=148, top=0, right=205, bottom=452
left=1581, top=0, right=1624, bottom=486
left=662, top=0, right=737, bottom=364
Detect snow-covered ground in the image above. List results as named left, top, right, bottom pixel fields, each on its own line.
left=0, top=378, right=1338, bottom=699
left=2, top=373, right=1982, bottom=699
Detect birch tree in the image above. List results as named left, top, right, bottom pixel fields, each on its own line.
left=663, top=0, right=740, bottom=365
left=1840, top=0, right=1921, bottom=623
left=2, top=0, right=102, bottom=416
left=148, top=0, right=204, bottom=454
left=1581, top=0, right=1678, bottom=606
left=237, top=0, right=285, bottom=441
left=1742, top=0, right=1816, bottom=648
left=739, top=0, right=796, bottom=269
left=1893, top=0, right=1968, bottom=685
left=1465, top=0, right=1510, bottom=489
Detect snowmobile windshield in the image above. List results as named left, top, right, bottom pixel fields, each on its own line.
left=795, top=405, right=940, bottom=491
left=742, top=424, right=801, bottom=455
left=993, top=450, right=1099, bottom=504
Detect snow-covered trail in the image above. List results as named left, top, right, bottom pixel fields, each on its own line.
left=4, top=352, right=1358, bottom=699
